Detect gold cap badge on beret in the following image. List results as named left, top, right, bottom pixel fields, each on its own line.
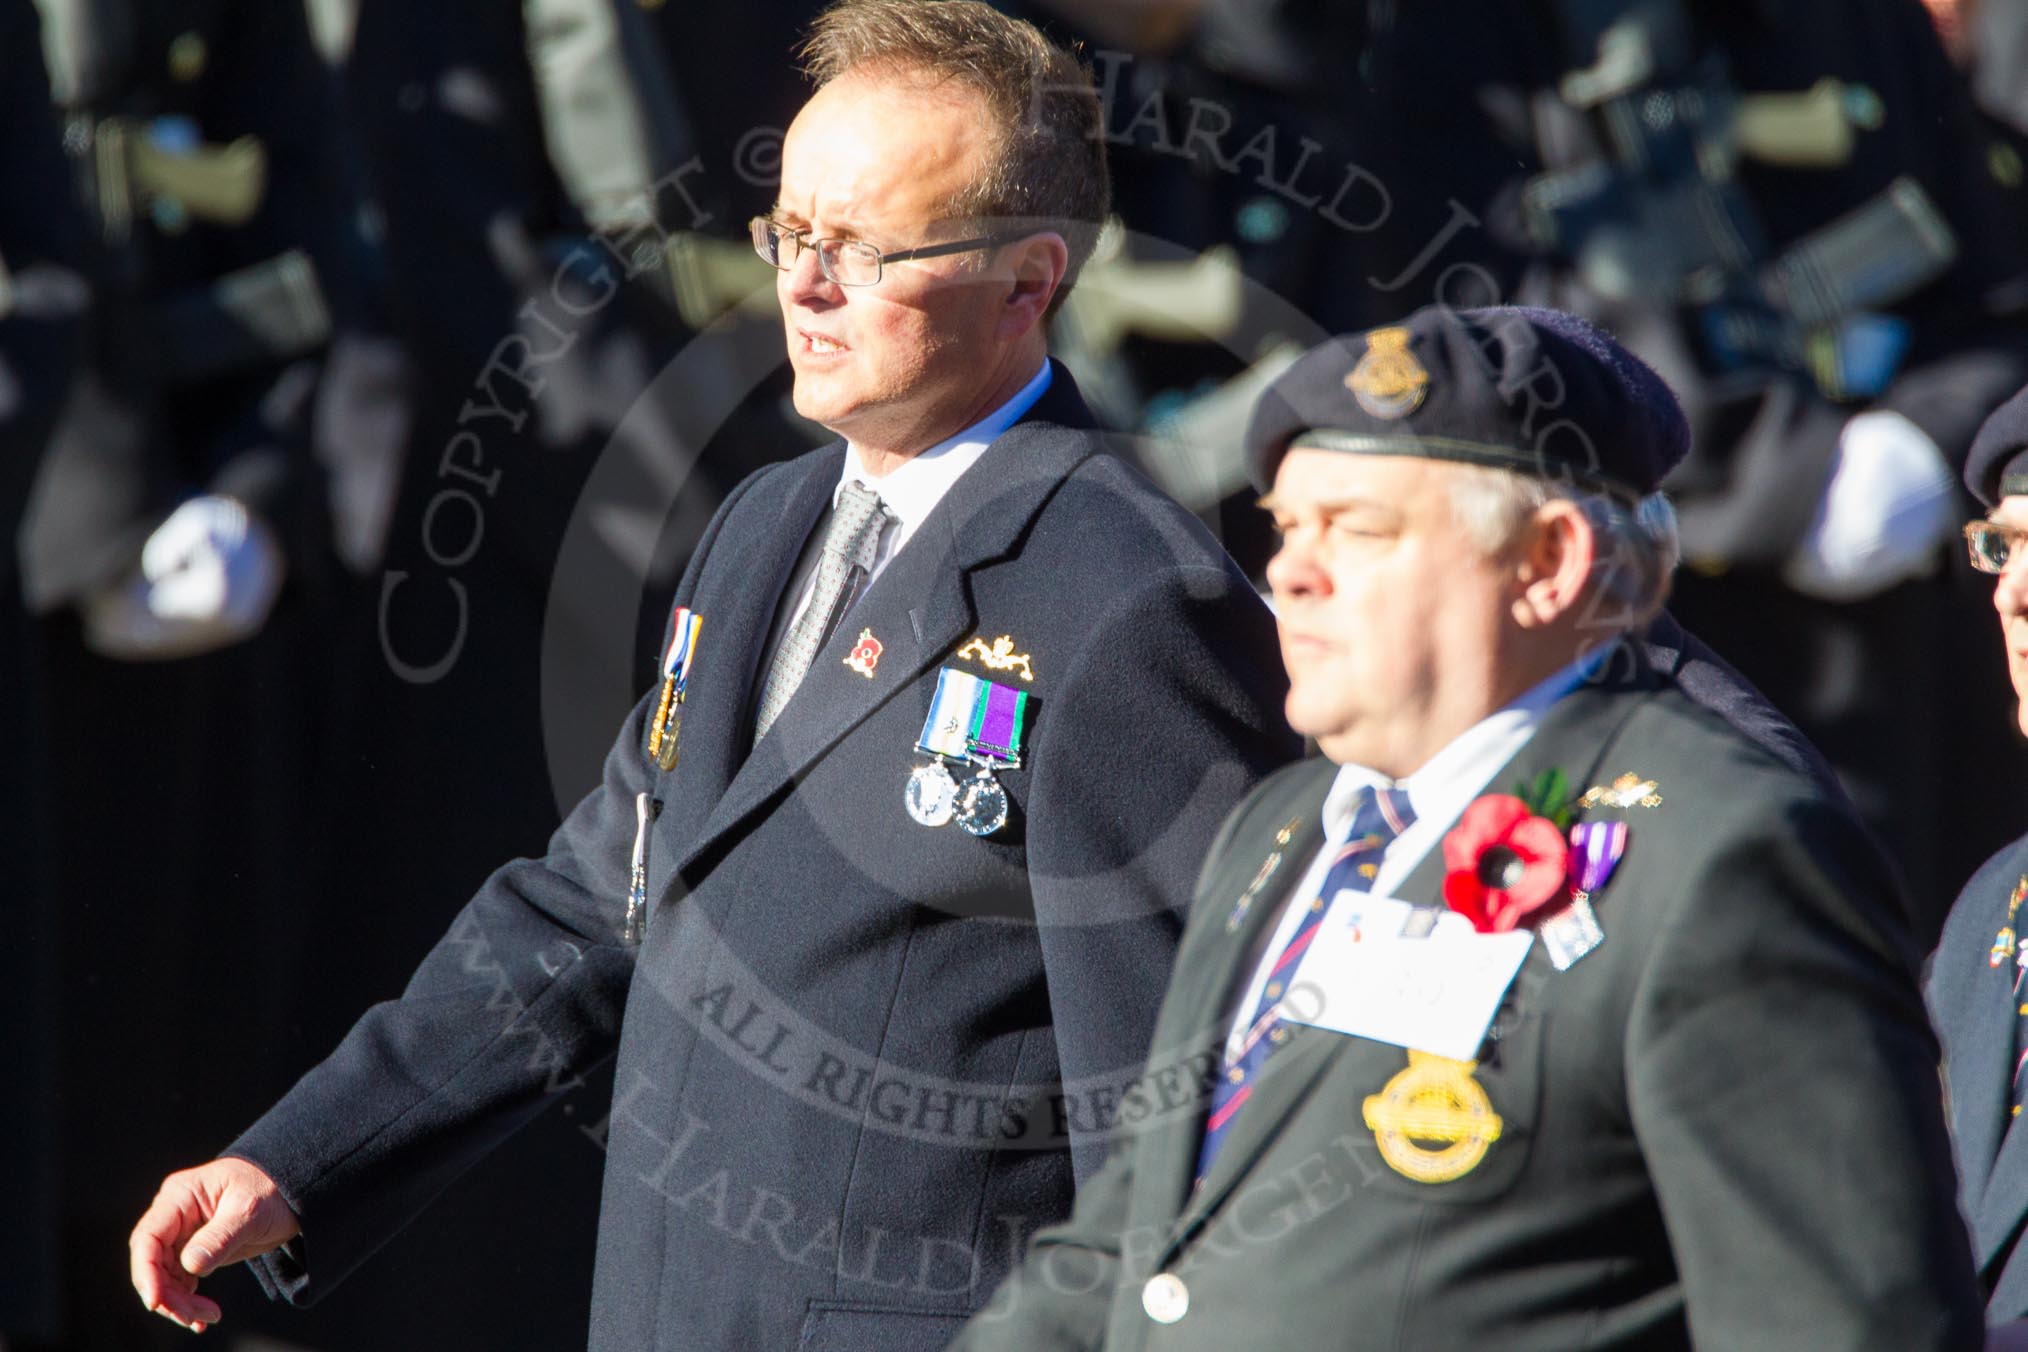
left=1346, top=326, right=1429, bottom=420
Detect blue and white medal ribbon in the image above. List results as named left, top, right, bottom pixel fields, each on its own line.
left=907, top=668, right=1030, bottom=835
left=646, top=608, right=701, bottom=769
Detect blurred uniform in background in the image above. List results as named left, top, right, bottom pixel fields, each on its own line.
left=1329, top=0, right=2028, bottom=940
left=249, top=1, right=824, bottom=1348
left=20, top=0, right=353, bottom=648
left=1005, top=0, right=1369, bottom=577
left=1928, top=383, right=2028, bottom=1340
left=15, top=0, right=366, bottom=1347
left=0, top=5, right=89, bottom=1348
left=1001, top=0, right=2028, bottom=940
left=0, top=0, right=89, bottom=549
left=12, top=0, right=824, bottom=1342
left=1930, top=0, right=2028, bottom=141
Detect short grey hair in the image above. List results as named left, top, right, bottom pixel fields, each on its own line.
left=1447, top=464, right=1679, bottom=633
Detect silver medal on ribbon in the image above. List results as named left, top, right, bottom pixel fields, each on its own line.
left=905, top=760, right=960, bottom=828
left=908, top=667, right=1028, bottom=836
left=954, top=766, right=1010, bottom=837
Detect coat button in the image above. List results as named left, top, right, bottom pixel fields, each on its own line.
left=1141, top=1272, right=1189, bottom=1324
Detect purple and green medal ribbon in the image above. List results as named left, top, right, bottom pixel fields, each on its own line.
left=918, top=668, right=1029, bottom=766
left=968, top=681, right=1027, bottom=763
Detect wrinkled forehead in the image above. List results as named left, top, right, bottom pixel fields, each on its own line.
left=1267, top=446, right=1456, bottom=515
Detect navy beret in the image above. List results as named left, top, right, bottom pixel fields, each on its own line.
left=1244, top=304, right=1690, bottom=499
left=1965, top=382, right=2028, bottom=509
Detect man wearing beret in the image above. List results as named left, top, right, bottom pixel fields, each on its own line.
left=955, top=303, right=1982, bottom=1350
left=1929, top=383, right=2028, bottom=1345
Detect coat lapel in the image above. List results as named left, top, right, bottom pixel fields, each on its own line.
left=1168, top=663, right=1653, bottom=1242
left=667, top=366, right=1099, bottom=879
left=1131, top=762, right=1335, bottom=1227
left=1952, top=971, right=2016, bottom=1239
left=1977, top=1108, right=2028, bottom=1273
left=654, top=448, right=842, bottom=836
left=1171, top=828, right=1459, bottom=1238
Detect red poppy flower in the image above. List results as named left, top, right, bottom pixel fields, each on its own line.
left=1441, top=794, right=1570, bottom=933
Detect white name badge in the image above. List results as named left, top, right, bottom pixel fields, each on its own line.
left=1282, top=892, right=1534, bottom=1061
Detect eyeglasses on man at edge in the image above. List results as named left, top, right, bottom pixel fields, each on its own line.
left=1965, top=520, right=2028, bottom=574
left=749, top=216, right=1013, bottom=287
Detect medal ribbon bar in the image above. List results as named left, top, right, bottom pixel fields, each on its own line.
left=916, top=668, right=1027, bottom=767
left=647, top=608, right=702, bottom=767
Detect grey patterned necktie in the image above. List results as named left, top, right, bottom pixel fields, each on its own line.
left=753, top=480, right=893, bottom=743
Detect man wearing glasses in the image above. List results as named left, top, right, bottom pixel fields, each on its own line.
left=127, top=3, right=1295, bottom=1347
left=1931, top=384, right=2028, bottom=1348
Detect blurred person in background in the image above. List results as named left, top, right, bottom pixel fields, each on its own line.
left=1321, top=0, right=2028, bottom=945
left=1004, top=0, right=1369, bottom=579
left=261, top=0, right=821, bottom=1345
left=14, top=0, right=366, bottom=1347
left=965, top=0, right=1846, bottom=820
left=14, top=0, right=820, bottom=1342
left=1924, top=0, right=2028, bottom=141
left=1006, top=0, right=2028, bottom=940
left=0, top=5, right=89, bottom=1350
left=1928, top=384, right=2028, bottom=1345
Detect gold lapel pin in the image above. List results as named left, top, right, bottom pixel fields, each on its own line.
left=956, top=634, right=1035, bottom=682
left=1577, top=773, right=1663, bottom=810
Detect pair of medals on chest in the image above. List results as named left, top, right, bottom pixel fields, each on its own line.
left=905, top=664, right=1029, bottom=837
left=644, top=608, right=1029, bottom=839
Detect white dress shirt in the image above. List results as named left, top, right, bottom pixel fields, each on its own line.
left=1222, top=655, right=1598, bottom=1058
left=756, top=361, right=1052, bottom=686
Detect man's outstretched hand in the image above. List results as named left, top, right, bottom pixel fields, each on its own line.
left=129, top=1157, right=301, bottom=1333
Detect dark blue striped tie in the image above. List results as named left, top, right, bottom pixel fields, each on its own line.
left=1195, top=784, right=1415, bottom=1185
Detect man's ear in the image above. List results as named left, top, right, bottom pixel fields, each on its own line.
left=997, top=232, right=1069, bottom=342
left=1511, top=498, right=1597, bottom=629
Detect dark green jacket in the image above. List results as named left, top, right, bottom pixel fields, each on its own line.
left=957, top=659, right=1980, bottom=1351
left=1930, top=830, right=2028, bottom=1324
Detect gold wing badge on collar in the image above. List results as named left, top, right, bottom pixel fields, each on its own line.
left=955, top=635, right=1035, bottom=683
left=1577, top=773, right=1663, bottom=810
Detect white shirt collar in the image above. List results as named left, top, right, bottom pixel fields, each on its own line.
left=1219, top=650, right=1604, bottom=1058
left=834, top=360, right=1052, bottom=562
left=1319, top=652, right=1601, bottom=848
